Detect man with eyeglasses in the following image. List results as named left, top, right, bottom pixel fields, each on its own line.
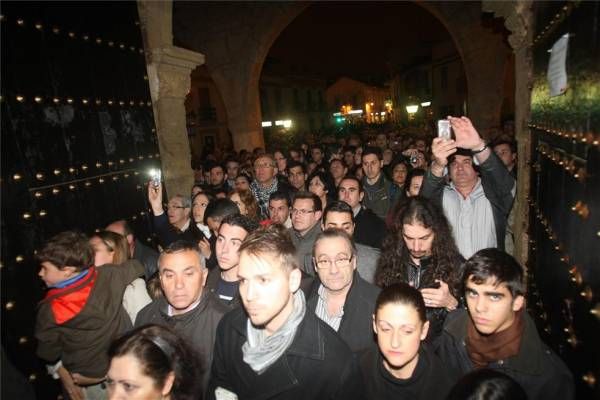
left=307, top=229, right=380, bottom=352
left=289, top=192, right=323, bottom=276
left=321, top=201, right=380, bottom=284
left=148, top=181, right=198, bottom=248
left=250, top=154, right=290, bottom=220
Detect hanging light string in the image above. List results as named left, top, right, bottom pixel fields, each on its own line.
left=0, top=15, right=145, bottom=55
left=532, top=2, right=578, bottom=46
left=529, top=124, right=600, bottom=146
left=536, top=140, right=588, bottom=181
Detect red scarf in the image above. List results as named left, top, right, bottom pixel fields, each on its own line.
left=466, top=309, right=524, bottom=369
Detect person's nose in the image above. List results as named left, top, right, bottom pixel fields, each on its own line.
left=175, top=274, right=185, bottom=289
left=390, top=329, right=401, bottom=349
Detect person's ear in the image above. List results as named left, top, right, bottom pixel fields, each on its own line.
left=512, top=294, right=525, bottom=312
left=314, top=210, right=323, bottom=221
left=420, top=321, right=430, bottom=341
left=289, top=268, right=302, bottom=293
left=161, top=372, right=175, bottom=396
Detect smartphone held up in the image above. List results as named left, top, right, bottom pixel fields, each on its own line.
left=148, top=168, right=162, bottom=189
left=437, top=119, right=452, bottom=140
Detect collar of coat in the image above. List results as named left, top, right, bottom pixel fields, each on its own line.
left=444, top=308, right=545, bottom=374
left=229, top=301, right=326, bottom=361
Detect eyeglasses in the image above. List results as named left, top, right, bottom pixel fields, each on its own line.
left=291, top=208, right=314, bottom=216
left=254, top=162, right=275, bottom=169
left=314, top=255, right=354, bottom=270
left=167, top=205, right=188, bottom=210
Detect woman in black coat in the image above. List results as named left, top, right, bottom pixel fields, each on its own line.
left=360, top=283, right=455, bottom=400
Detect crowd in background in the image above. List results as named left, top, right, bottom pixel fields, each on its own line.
left=26, top=116, right=575, bottom=400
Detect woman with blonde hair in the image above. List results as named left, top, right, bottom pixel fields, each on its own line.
left=90, top=231, right=151, bottom=323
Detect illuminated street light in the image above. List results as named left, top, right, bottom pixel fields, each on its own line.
left=283, top=120, right=292, bottom=128
left=420, top=101, right=431, bottom=107
left=261, top=121, right=272, bottom=127
left=406, top=104, right=419, bottom=114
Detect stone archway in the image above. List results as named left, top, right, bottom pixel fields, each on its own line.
left=172, top=2, right=513, bottom=150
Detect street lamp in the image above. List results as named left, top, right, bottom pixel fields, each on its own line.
left=405, top=104, right=419, bottom=114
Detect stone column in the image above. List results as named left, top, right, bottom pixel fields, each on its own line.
left=210, top=66, right=265, bottom=152
left=138, top=0, right=204, bottom=198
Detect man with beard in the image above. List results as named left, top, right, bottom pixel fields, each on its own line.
left=376, top=196, right=463, bottom=342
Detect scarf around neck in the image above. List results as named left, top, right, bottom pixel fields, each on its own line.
left=466, top=309, right=525, bottom=369
left=242, top=290, right=306, bottom=374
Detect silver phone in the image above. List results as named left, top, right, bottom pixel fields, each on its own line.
left=149, top=168, right=162, bottom=188
left=438, top=119, right=451, bottom=140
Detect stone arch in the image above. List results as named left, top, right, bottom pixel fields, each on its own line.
left=172, top=2, right=512, bottom=149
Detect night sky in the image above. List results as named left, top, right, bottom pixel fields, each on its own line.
left=267, top=2, right=452, bottom=85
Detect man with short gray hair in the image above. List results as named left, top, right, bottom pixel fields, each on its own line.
left=135, top=240, right=228, bottom=386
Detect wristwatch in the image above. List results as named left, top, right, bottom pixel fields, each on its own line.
left=471, top=142, right=488, bottom=155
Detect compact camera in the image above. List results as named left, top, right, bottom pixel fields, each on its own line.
left=148, top=168, right=162, bottom=188
left=438, top=119, right=452, bottom=140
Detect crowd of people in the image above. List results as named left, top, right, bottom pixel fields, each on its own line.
left=32, top=116, right=573, bottom=400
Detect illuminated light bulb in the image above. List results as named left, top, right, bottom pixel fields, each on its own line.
left=35, top=23, right=42, bottom=30
left=53, top=97, right=60, bottom=104
left=68, top=32, right=75, bottom=38
left=28, top=374, right=36, bottom=381
left=132, top=215, right=138, bottom=220
left=5, top=301, right=15, bottom=310
left=138, top=156, right=144, bottom=160
left=98, top=178, right=104, bottom=183
left=53, top=169, right=61, bottom=175
left=13, top=174, right=21, bottom=181
left=95, top=99, right=101, bottom=105
left=112, top=176, right=118, bottom=181
left=130, top=46, right=135, bottom=51
left=108, top=100, right=113, bottom=105
left=119, top=159, right=125, bottom=164
left=134, top=171, right=140, bottom=176
left=155, top=153, right=160, bottom=157
left=147, top=101, right=152, bottom=106
left=139, top=48, right=144, bottom=54
left=108, top=161, right=114, bottom=166
left=34, top=96, right=42, bottom=103
left=22, top=212, right=31, bottom=220
left=83, top=35, right=89, bottom=41
left=0, top=15, right=5, bottom=21
left=68, top=184, right=76, bottom=190
left=140, top=211, right=146, bottom=216
left=67, top=98, right=73, bottom=104
left=16, top=255, right=24, bottom=262
left=129, top=158, right=134, bottom=162
left=118, top=100, right=125, bottom=106
left=39, top=210, right=47, bottom=217
left=34, top=191, right=43, bottom=198
left=52, top=188, right=60, bottom=194
left=19, top=337, right=28, bottom=344
left=82, top=99, right=88, bottom=104
left=143, top=76, right=148, bottom=81
left=139, top=100, right=145, bottom=106
left=35, top=173, right=44, bottom=180
left=148, top=154, right=154, bottom=159
left=84, top=181, right=91, bottom=187
left=16, top=95, right=24, bottom=102
left=108, top=41, right=114, bottom=47
left=129, top=100, right=134, bottom=106
left=81, top=164, right=88, bottom=171
left=119, top=43, right=125, bottom=49
left=124, top=173, right=129, bottom=178
left=95, top=38, right=102, bottom=44
left=17, top=19, right=24, bottom=26
left=95, top=162, right=102, bottom=168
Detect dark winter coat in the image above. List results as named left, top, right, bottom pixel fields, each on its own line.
left=435, top=309, right=575, bottom=400
left=354, top=207, right=386, bottom=249
left=207, top=306, right=365, bottom=400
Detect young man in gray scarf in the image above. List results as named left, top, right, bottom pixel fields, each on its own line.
left=207, top=226, right=364, bottom=400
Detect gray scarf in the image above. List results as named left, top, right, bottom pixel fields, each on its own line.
left=242, top=291, right=306, bottom=374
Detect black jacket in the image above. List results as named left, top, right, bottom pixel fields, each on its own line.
left=133, top=238, right=159, bottom=280
left=207, top=306, right=365, bottom=400
left=420, top=151, right=515, bottom=252
left=205, top=267, right=241, bottom=309
left=135, top=291, right=229, bottom=386
left=152, top=213, right=206, bottom=248
left=307, top=273, right=380, bottom=353
left=360, top=345, right=455, bottom=400
left=354, top=207, right=386, bottom=249
left=435, top=309, right=574, bottom=400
